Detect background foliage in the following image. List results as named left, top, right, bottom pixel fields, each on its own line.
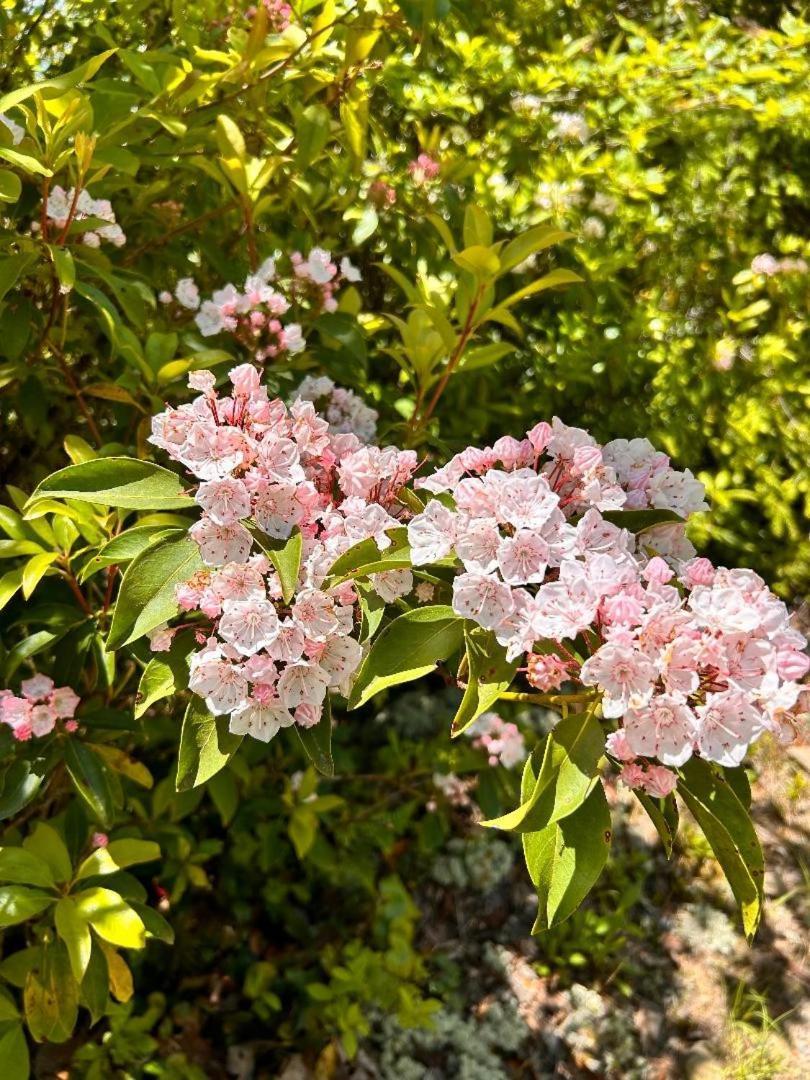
left=0, top=0, right=808, bottom=1075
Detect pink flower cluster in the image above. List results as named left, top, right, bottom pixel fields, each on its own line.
left=292, top=375, right=378, bottom=443
left=193, top=250, right=360, bottom=363
left=408, top=153, right=440, bottom=185
left=149, top=364, right=417, bottom=741
left=0, top=676, right=79, bottom=741
left=253, top=0, right=292, bottom=32
left=44, top=186, right=126, bottom=247
left=467, top=711, right=525, bottom=768
left=408, top=418, right=808, bottom=781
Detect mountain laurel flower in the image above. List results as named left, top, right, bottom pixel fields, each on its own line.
left=150, top=364, right=414, bottom=741
left=1, top=677, right=79, bottom=740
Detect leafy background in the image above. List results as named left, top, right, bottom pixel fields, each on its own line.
left=0, top=0, right=808, bottom=1076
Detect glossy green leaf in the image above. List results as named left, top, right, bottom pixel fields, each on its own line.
left=248, top=524, right=301, bottom=605
left=27, top=458, right=193, bottom=512
left=451, top=627, right=519, bottom=736
left=54, top=897, right=92, bottom=981
left=75, top=839, right=160, bottom=881
left=482, top=709, right=604, bottom=832
left=73, top=887, right=146, bottom=948
left=0, top=886, right=54, bottom=927
left=294, top=696, right=334, bottom=777
left=0, top=848, right=55, bottom=889
left=107, top=534, right=203, bottom=649
left=22, top=823, right=72, bottom=883
left=176, top=697, right=242, bottom=792
left=348, top=605, right=465, bottom=709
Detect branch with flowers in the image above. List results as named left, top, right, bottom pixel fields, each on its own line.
left=12, top=357, right=806, bottom=950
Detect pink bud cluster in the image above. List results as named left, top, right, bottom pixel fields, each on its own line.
left=44, top=186, right=126, bottom=248
left=150, top=364, right=417, bottom=742
left=292, top=375, right=378, bottom=444
left=192, top=250, right=360, bottom=363
left=0, top=676, right=80, bottom=742
left=408, top=417, right=808, bottom=783
left=467, top=711, right=525, bottom=768
left=251, top=0, right=292, bottom=32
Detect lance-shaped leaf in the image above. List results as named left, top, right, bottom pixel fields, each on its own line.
left=451, top=627, right=519, bottom=736
left=64, top=741, right=119, bottom=828
left=602, top=508, right=684, bottom=533
left=295, top=696, right=334, bottom=777
left=247, top=523, right=302, bottom=604
left=482, top=708, right=604, bottom=833
left=348, top=605, right=465, bottom=709
left=0, top=886, right=55, bottom=927
left=75, top=840, right=161, bottom=882
left=633, top=790, right=679, bottom=858
left=176, top=697, right=242, bottom=792
left=23, top=942, right=78, bottom=1043
left=107, top=534, right=203, bottom=649
left=134, top=630, right=195, bottom=719
left=54, top=897, right=92, bottom=981
left=27, top=457, right=194, bottom=512
left=522, top=748, right=612, bottom=932
left=677, top=758, right=764, bottom=941
left=326, top=527, right=413, bottom=583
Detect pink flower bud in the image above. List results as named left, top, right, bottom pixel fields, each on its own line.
left=526, top=421, right=552, bottom=453
left=643, top=765, right=678, bottom=799
left=92, top=832, right=109, bottom=848
left=776, top=649, right=810, bottom=682
left=643, top=557, right=674, bottom=585
left=682, top=557, right=715, bottom=587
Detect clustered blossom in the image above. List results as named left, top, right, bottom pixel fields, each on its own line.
left=408, top=418, right=808, bottom=783
left=0, top=676, right=79, bottom=741
left=292, top=375, right=378, bottom=443
left=149, top=364, right=417, bottom=742
left=467, top=711, right=525, bottom=768
left=408, top=153, right=440, bottom=185
left=249, top=0, right=292, bottom=32
left=44, top=186, right=126, bottom=247
left=549, top=111, right=590, bottom=144
left=750, top=253, right=808, bottom=277
left=193, top=250, right=360, bottom=363
left=160, top=277, right=201, bottom=310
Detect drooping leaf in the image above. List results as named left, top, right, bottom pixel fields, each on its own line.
left=678, top=758, right=764, bottom=941
left=64, top=741, right=118, bottom=828
left=451, top=627, right=519, bottom=736
left=482, top=708, right=604, bottom=833
left=634, top=790, right=679, bottom=858
left=348, top=606, right=465, bottom=709
left=247, top=524, right=301, bottom=604
left=294, top=696, right=334, bottom=777
left=54, top=897, right=92, bottom=981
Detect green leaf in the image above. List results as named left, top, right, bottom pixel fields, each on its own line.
left=21, top=552, right=58, bottom=599
left=295, top=103, right=331, bottom=168
left=27, top=458, right=193, bottom=512
left=80, top=940, right=108, bottom=1025
left=452, top=245, right=501, bottom=278
left=48, top=245, right=75, bottom=292
left=75, top=840, right=160, bottom=882
left=482, top=708, right=604, bottom=833
left=451, top=628, right=519, bottom=736
left=73, top=887, right=146, bottom=949
left=80, top=525, right=180, bottom=582
left=500, top=268, right=583, bottom=308
left=24, top=942, right=78, bottom=1043
left=603, top=508, right=684, bottom=533
left=0, top=1024, right=29, bottom=1077
left=0, top=49, right=117, bottom=113
left=0, top=169, right=22, bottom=204
left=64, top=741, right=117, bottom=828
left=54, top=897, right=92, bottom=981
left=327, top=527, right=414, bottom=583
left=247, top=524, right=301, bottom=605
left=678, top=758, right=764, bottom=941
left=348, top=606, right=465, bottom=709
left=463, top=205, right=494, bottom=248
left=0, top=567, right=24, bottom=612
left=294, top=696, right=333, bottom=777
left=129, top=902, right=174, bottom=944
left=524, top=775, right=612, bottom=933
left=107, top=534, right=203, bottom=650
left=0, top=848, right=55, bottom=889
left=134, top=632, right=194, bottom=719
left=0, top=760, right=43, bottom=821
left=499, top=225, right=575, bottom=273
left=0, top=253, right=36, bottom=302
left=0, top=886, right=54, bottom=927
left=457, top=342, right=516, bottom=372
left=633, top=790, right=679, bottom=858
left=22, top=823, right=72, bottom=883
left=176, top=697, right=242, bottom=792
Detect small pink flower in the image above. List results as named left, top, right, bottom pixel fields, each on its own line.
left=92, top=832, right=109, bottom=848
left=643, top=765, right=678, bottom=799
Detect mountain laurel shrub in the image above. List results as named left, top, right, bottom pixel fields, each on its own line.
left=0, top=0, right=807, bottom=1071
